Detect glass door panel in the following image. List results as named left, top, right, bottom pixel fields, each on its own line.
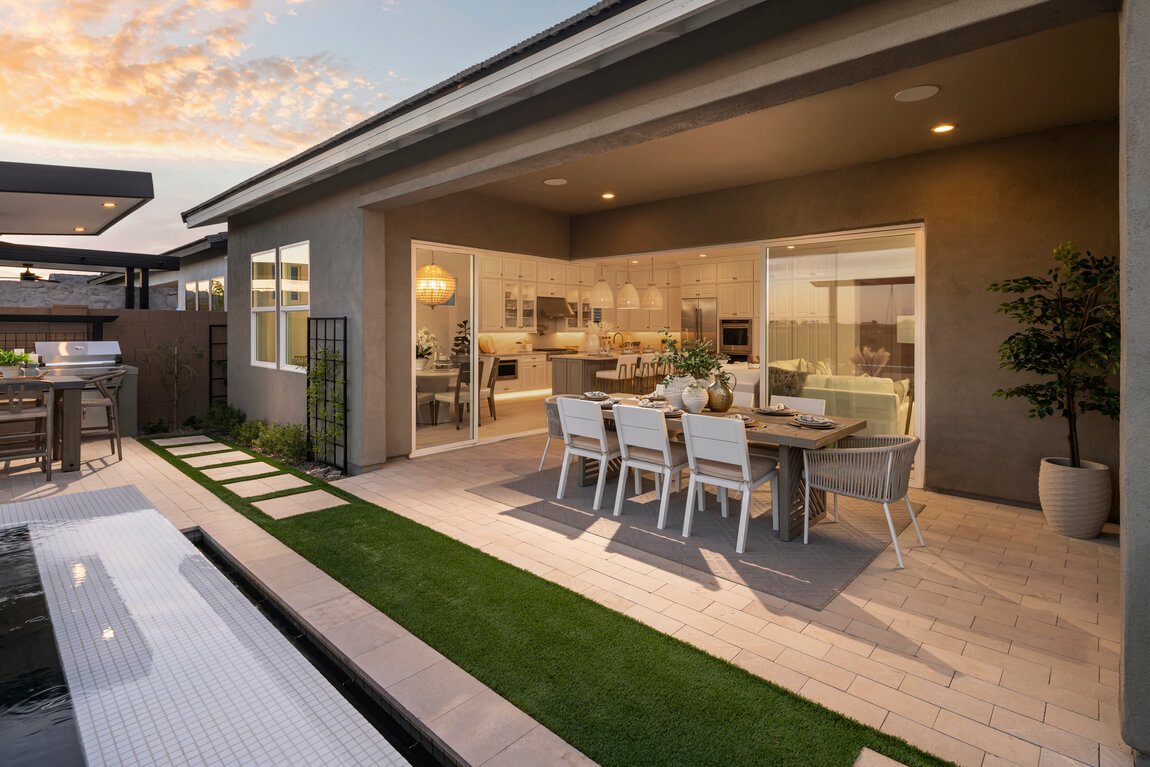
left=766, top=234, right=917, bottom=438
left=415, top=246, right=476, bottom=451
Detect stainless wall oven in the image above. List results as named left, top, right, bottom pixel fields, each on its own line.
left=719, top=318, right=753, bottom=360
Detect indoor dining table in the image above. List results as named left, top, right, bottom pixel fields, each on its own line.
left=594, top=396, right=867, bottom=541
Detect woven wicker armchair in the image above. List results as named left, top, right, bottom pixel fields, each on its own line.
left=802, top=435, right=923, bottom=568
left=539, top=394, right=580, bottom=471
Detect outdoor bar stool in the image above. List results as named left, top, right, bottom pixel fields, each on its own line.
left=539, top=394, right=580, bottom=471
left=595, top=353, right=639, bottom=394
left=611, top=404, right=689, bottom=528
left=802, top=435, right=923, bottom=568
left=681, top=413, right=779, bottom=554
left=0, top=381, right=54, bottom=479
left=556, top=397, right=622, bottom=511
left=81, top=370, right=126, bottom=461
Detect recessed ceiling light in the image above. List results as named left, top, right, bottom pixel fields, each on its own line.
left=698, top=254, right=707, bottom=258
left=73, top=226, right=86, bottom=232
left=102, top=201, right=117, bottom=208
left=631, top=260, right=639, bottom=264
left=543, top=178, right=567, bottom=186
left=786, top=245, right=795, bottom=250
left=601, top=192, right=615, bottom=200
left=894, top=85, right=940, bottom=102
left=931, top=123, right=956, bottom=134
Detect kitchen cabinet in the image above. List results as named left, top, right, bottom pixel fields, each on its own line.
left=681, top=262, right=717, bottom=286
left=717, top=260, right=755, bottom=283
left=537, top=280, right=564, bottom=297
left=718, top=282, right=757, bottom=317
left=682, top=282, right=716, bottom=298
left=538, top=261, right=564, bottom=287
left=652, top=266, right=677, bottom=287
left=768, top=276, right=792, bottom=319
left=566, top=286, right=592, bottom=330
left=565, top=264, right=593, bottom=285
left=479, top=255, right=503, bottom=279
left=480, top=278, right=504, bottom=331
left=518, top=353, right=549, bottom=391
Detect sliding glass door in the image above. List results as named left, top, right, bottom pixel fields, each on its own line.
left=413, top=245, right=476, bottom=453
left=763, top=229, right=923, bottom=480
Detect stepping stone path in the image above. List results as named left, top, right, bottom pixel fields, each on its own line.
left=156, top=435, right=346, bottom=519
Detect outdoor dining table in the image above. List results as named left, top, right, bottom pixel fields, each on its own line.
left=587, top=395, right=867, bottom=541
left=50, top=375, right=87, bottom=472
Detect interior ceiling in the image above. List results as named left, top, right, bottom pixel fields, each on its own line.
left=476, top=15, right=1117, bottom=215
left=0, top=193, right=144, bottom=236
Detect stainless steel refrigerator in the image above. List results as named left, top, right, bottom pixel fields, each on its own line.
left=680, top=297, right=718, bottom=349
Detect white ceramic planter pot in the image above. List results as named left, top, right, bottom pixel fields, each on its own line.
left=0, top=366, right=21, bottom=378
left=663, top=375, right=696, bottom=409
left=1038, top=457, right=1111, bottom=539
left=415, top=357, right=429, bottom=371
left=681, top=385, right=709, bottom=414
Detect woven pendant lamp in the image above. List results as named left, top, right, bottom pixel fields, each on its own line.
left=415, top=257, right=456, bottom=309
left=589, top=261, right=615, bottom=308
left=640, top=257, right=664, bottom=310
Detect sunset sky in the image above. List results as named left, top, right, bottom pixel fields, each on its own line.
left=0, top=0, right=593, bottom=260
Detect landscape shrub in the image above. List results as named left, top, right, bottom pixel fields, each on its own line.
left=233, top=419, right=266, bottom=447
left=254, top=422, right=308, bottom=462
left=142, top=420, right=170, bottom=434
left=202, top=402, right=246, bottom=438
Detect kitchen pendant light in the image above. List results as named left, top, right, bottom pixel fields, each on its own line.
left=415, top=255, right=456, bottom=308
left=640, top=257, right=664, bottom=310
left=618, top=280, right=640, bottom=308
left=590, top=261, right=615, bottom=308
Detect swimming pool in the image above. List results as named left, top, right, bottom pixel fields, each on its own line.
left=0, top=486, right=414, bottom=767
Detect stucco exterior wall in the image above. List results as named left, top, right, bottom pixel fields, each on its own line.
left=570, top=120, right=1120, bottom=510
left=379, top=193, right=570, bottom=460
left=225, top=188, right=366, bottom=460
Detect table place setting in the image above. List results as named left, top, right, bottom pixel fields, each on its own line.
left=754, top=403, right=798, bottom=416
left=790, top=414, right=837, bottom=430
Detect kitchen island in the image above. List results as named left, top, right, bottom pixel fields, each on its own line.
left=551, top=354, right=621, bottom=395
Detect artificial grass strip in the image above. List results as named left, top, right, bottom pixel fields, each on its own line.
left=142, top=437, right=956, bottom=767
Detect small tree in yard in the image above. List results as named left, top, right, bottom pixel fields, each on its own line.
left=148, top=336, right=204, bottom=429
left=989, top=242, right=1120, bottom=468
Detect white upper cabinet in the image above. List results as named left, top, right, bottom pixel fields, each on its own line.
left=717, top=260, right=755, bottom=282
left=565, top=264, right=593, bottom=285
left=538, top=261, right=564, bottom=285
left=681, top=262, right=717, bottom=285
left=479, top=255, right=503, bottom=279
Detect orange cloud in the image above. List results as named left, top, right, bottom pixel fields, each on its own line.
left=0, top=0, right=384, bottom=162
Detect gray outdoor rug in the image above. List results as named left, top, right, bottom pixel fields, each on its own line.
left=468, top=467, right=924, bottom=610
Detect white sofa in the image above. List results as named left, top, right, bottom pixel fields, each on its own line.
left=800, top=374, right=911, bottom=435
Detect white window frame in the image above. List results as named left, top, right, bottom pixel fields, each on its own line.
left=251, top=248, right=278, bottom=369
left=278, top=241, right=310, bottom=374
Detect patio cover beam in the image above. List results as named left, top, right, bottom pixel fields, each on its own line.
left=0, top=241, right=179, bottom=272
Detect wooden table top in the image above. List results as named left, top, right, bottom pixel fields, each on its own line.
left=600, top=395, right=866, bottom=449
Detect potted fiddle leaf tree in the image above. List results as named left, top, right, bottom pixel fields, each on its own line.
left=989, top=242, right=1120, bottom=538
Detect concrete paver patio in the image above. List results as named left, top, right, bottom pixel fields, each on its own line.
left=0, top=435, right=1129, bottom=767
left=332, top=435, right=1129, bottom=767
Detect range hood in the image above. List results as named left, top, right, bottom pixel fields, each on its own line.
left=537, top=296, right=575, bottom=318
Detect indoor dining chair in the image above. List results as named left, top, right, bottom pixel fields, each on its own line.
left=611, top=404, right=689, bottom=529
left=556, top=397, right=622, bottom=511
left=802, top=435, right=924, bottom=568
left=681, top=413, right=779, bottom=554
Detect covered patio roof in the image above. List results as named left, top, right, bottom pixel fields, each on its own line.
left=0, top=161, right=153, bottom=236
left=0, top=240, right=178, bottom=274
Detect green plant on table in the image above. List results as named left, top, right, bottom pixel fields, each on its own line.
left=0, top=349, right=32, bottom=366
left=989, top=241, right=1120, bottom=467
left=654, top=327, right=728, bottom=385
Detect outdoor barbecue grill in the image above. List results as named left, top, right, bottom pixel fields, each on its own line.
left=35, top=341, right=139, bottom=436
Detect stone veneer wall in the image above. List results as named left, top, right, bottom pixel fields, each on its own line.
left=0, top=282, right=177, bottom=310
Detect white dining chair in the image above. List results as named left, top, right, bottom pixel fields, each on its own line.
left=556, top=397, right=622, bottom=511
left=612, top=404, right=689, bottom=528
left=680, top=413, right=779, bottom=554
left=595, top=354, right=639, bottom=394
left=802, top=435, right=924, bottom=568
left=770, top=394, right=826, bottom=415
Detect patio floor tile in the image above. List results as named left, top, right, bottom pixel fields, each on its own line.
left=166, top=441, right=232, bottom=456
left=184, top=450, right=256, bottom=467
left=152, top=435, right=215, bottom=446
left=203, top=461, right=278, bottom=481
left=252, top=489, right=345, bottom=518
left=226, top=473, right=312, bottom=497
